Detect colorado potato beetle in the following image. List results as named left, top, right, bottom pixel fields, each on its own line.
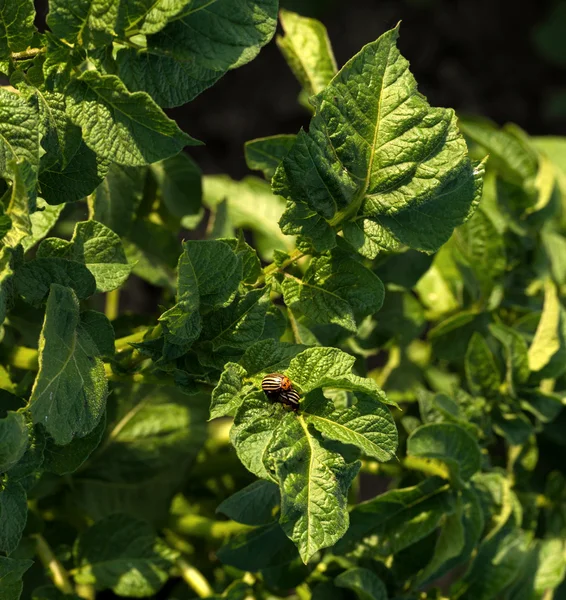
left=261, top=373, right=300, bottom=412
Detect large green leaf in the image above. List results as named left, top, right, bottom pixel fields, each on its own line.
left=202, top=175, right=292, bottom=260
left=89, top=164, right=145, bottom=236
left=34, top=89, right=110, bottom=205
left=0, top=480, right=27, bottom=554
left=245, top=135, right=297, bottom=180
left=217, top=480, right=280, bottom=526
left=14, top=257, right=96, bottom=305
left=73, top=514, right=177, bottom=596
left=72, top=385, right=207, bottom=524
left=116, top=0, right=278, bottom=107
left=407, top=423, right=481, bottom=486
left=280, top=251, right=384, bottom=332
left=458, top=528, right=530, bottom=600
left=47, top=0, right=118, bottom=45
left=286, top=347, right=396, bottom=407
left=302, top=390, right=397, bottom=462
left=528, top=280, right=566, bottom=377
left=217, top=521, right=298, bottom=571
left=28, top=284, right=107, bottom=445
left=20, top=199, right=64, bottom=252
left=267, top=412, right=360, bottom=563
left=159, top=240, right=242, bottom=356
left=276, top=9, right=337, bottom=97
left=335, top=477, right=451, bottom=555
left=465, top=332, right=502, bottom=397
left=335, top=568, right=388, bottom=600
left=0, top=556, right=33, bottom=600
left=0, top=0, right=36, bottom=73
left=0, top=411, right=28, bottom=473
left=65, top=71, right=199, bottom=166
left=0, top=89, right=40, bottom=176
left=200, top=288, right=270, bottom=351
left=272, top=26, right=483, bottom=255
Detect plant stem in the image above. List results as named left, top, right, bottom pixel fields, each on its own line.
left=172, top=514, right=252, bottom=541
left=75, top=583, right=96, bottom=600
left=11, top=47, right=46, bottom=60
left=176, top=557, right=213, bottom=598
left=105, top=289, right=120, bottom=321
left=34, top=534, right=75, bottom=595
left=260, top=248, right=305, bottom=283
left=296, top=583, right=312, bottom=600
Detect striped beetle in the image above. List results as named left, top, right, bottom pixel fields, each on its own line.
left=261, top=373, right=300, bottom=412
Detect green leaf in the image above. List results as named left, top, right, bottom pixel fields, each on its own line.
left=32, top=586, right=81, bottom=600
left=14, top=258, right=96, bottom=305
left=280, top=251, right=384, bottom=332
left=452, top=207, right=506, bottom=299
left=240, top=339, right=307, bottom=380
left=276, top=9, right=337, bottom=97
left=116, top=0, right=278, bottom=107
left=202, top=175, right=293, bottom=260
left=534, top=538, right=566, bottom=596
left=460, top=117, right=538, bottom=188
left=0, top=89, right=40, bottom=176
left=79, top=310, right=115, bottom=357
left=0, top=411, right=28, bottom=472
left=0, top=246, right=17, bottom=326
left=418, top=486, right=484, bottom=585
left=69, top=220, right=131, bottom=292
left=465, top=332, right=502, bottom=397
left=217, top=522, right=298, bottom=571
left=210, top=362, right=250, bottom=420
left=407, top=423, right=482, bottom=486
left=71, top=385, right=207, bottom=523
left=150, top=153, right=201, bottom=218
left=0, top=480, right=27, bottom=554
left=217, top=480, right=280, bottom=526
left=0, top=0, right=36, bottom=73
left=28, top=284, right=107, bottom=445
left=43, top=413, right=106, bottom=475
left=302, top=390, right=397, bottom=462
left=200, top=288, right=270, bottom=351
left=20, top=199, right=64, bottom=252
left=89, top=164, right=145, bottom=236
left=272, top=25, right=483, bottom=255
left=286, top=347, right=397, bottom=407
left=2, top=160, right=33, bottom=248
left=489, top=323, right=529, bottom=396
left=47, top=0, right=118, bottom=45
left=34, top=89, right=109, bottom=205
left=267, top=412, right=360, bottom=563
left=221, top=236, right=262, bottom=286
left=245, top=135, right=297, bottom=180
left=74, top=513, right=177, bottom=596
left=335, top=476, right=450, bottom=555
left=230, top=392, right=281, bottom=481
left=6, top=421, right=46, bottom=491
left=0, top=556, right=33, bottom=600
left=458, top=528, right=529, bottom=600
left=528, top=280, right=566, bottom=377
left=160, top=240, right=242, bottom=354
left=65, top=71, right=199, bottom=166
left=335, top=568, right=388, bottom=600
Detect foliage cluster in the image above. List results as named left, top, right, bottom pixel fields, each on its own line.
left=1, top=2, right=566, bottom=600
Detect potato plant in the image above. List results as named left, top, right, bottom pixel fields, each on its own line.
left=1, top=1, right=565, bottom=600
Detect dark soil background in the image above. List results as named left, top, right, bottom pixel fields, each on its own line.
left=167, top=0, right=566, bottom=179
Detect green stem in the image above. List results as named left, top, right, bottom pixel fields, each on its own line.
left=34, top=534, right=75, bottom=595
left=260, top=248, right=305, bottom=283
left=172, top=514, right=252, bottom=541
left=176, top=557, right=213, bottom=598
left=75, top=583, right=96, bottom=600
left=296, top=583, right=312, bottom=600
left=105, top=289, right=120, bottom=321
left=115, top=329, right=151, bottom=351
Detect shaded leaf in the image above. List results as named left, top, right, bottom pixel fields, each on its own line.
left=217, top=480, right=280, bottom=526
left=335, top=568, right=388, bottom=600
